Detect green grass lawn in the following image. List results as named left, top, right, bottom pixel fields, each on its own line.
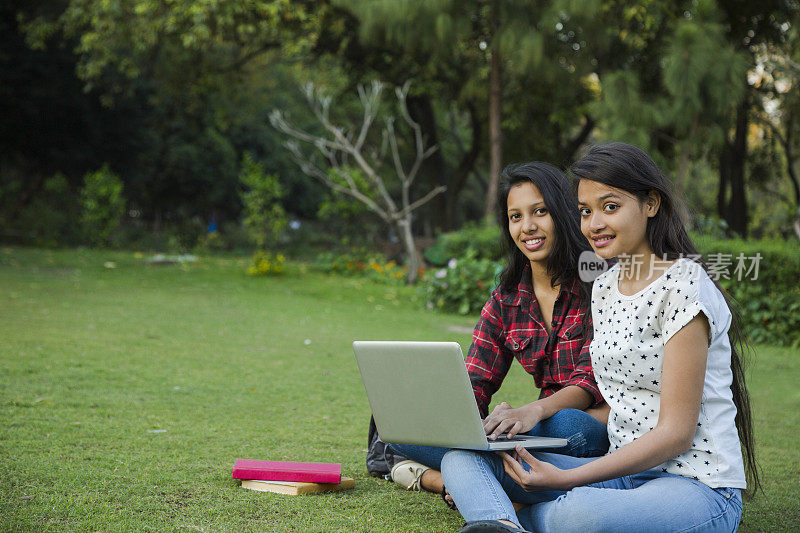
left=1, top=247, right=798, bottom=532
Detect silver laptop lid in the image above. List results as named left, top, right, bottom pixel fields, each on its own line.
left=353, top=341, right=489, bottom=449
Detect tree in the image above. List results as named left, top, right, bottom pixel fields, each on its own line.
left=752, top=33, right=800, bottom=239
left=661, top=15, right=749, bottom=193
left=592, top=9, right=750, bottom=193
left=20, top=0, right=320, bottom=101
left=311, top=3, right=486, bottom=231
left=270, top=82, right=445, bottom=283
left=713, top=0, right=797, bottom=237
left=16, top=0, right=325, bottom=226
left=0, top=0, right=145, bottom=239
left=337, top=0, right=602, bottom=219
left=588, top=0, right=798, bottom=236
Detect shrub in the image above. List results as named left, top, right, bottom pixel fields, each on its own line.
left=694, top=236, right=800, bottom=347
left=239, top=153, right=287, bottom=250
left=313, top=249, right=408, bottom=284
left=246, top=251, right=285, bottom=276
left=114, top=218, right=203, bottom=253
left=424, top=222, right=502, bottom=266
left=80, top=166, right=125, bottom=247
left=12, top=173, right=81, bottom=247
left=194, top=231, right=227, bottom=254
left=419, top=252, right=502, bottom=315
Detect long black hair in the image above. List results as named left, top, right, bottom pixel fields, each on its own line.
left=496, top=162, right=593, bottom=307
left=570, top=141, right=760, bottom=497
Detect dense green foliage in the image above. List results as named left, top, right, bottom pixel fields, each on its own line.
left=424, top=222, right=503, bottom=266
left=2, top=0, right=326, bottom=242
left=3, top=0, right=799, bottom=253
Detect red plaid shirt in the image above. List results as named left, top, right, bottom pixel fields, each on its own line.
left=466, top=266, right=601, bottom=417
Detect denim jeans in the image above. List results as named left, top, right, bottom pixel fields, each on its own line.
left=388, top=408, right=609, bottom=471
left=440, top=450, right=743, bottom=532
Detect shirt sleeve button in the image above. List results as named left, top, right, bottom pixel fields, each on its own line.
left=512, top=342, right=519, bottom=349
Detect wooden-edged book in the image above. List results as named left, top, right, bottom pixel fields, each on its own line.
left=240, top=477, right=355, bottom=495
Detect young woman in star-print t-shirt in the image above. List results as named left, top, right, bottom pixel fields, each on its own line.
left=441, top=143, right=759, bottom=533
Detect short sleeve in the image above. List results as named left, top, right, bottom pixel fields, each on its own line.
left=565, top=340, right=603, bottom=406
left=660, top=262, right=722, bottom=344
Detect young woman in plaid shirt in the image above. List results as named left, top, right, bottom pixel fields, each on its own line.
left=442, top=143, right=758, bottom=533
left=389, top=162, right=609, bottom=501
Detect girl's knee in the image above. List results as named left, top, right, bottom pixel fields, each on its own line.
left=441, top=449, right=484, bottom=474
left=528, top=488, right=605, bottom=532
left=441, top=449, right=503, bottom=478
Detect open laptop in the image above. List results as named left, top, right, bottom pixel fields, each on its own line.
left=353, top=341, right=568, bottom=451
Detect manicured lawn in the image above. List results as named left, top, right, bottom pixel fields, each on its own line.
left=1, top=247, right=798, bottom=532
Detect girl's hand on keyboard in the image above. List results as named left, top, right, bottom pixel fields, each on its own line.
left=483, top=401, right=543, bottom=440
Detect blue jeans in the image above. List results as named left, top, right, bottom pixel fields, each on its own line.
left=388, top=408, right=609, bottom=471
left=441, top=450, right=743, bottom=532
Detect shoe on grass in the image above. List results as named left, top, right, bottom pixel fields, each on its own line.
left=390, top=460, right=430, bottom=491
left=458, top=520, right=531, bottom=533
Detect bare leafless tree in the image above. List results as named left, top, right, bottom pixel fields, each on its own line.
left=269, top=81, right=445, bottom=283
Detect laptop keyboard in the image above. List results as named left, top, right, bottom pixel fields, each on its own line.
left=492, top=434, right=533, bottom=442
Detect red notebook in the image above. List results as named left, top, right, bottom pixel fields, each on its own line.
left=232, top=459, right=342, bottom=484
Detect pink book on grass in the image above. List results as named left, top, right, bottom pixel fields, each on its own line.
left=232, top=459, right=342, bottom=484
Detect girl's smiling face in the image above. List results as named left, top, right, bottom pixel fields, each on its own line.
left=507, top=182, right=555, bottom=266
left=577, top=179, right=660, bottom=260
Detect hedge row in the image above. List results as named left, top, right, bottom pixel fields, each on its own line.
left=693, top=236, right=800, bottom=347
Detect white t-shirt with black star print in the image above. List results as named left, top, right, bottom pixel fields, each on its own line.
left=590, top=258, right=746, bottom=489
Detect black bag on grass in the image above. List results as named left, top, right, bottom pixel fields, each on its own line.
left=366, top=415, right=407, bottom=477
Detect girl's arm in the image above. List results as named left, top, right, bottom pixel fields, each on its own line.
left=502, top=314, right=710, bottom=491
left=484, top=385, right=593, bottom=439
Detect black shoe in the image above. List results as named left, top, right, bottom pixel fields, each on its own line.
left=458, top=520, right=531, bottom=533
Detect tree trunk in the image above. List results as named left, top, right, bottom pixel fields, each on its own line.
left=793, top=215, right=800, bottom=241
left=718, top=145, right=730, bottom=227
left=718, top=96, right=749, bottom=237
left=398, top=217, right=420, bottom=284
left=788, top=157, right=800, bottom=207
left=445, top=102, right=482, bottom=230
left=485, top=41, right=503, bottom=220
left=560, top=115, right=596, bottom=165
left=779, top=112, right=800, bottom=206
left=728, top=99, right=748, bottom=238
left=407, top=94, right=447, bottom=231
left=675, top=115, right=700, bottom=195
left=789, top=153, right=800, bottom=241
